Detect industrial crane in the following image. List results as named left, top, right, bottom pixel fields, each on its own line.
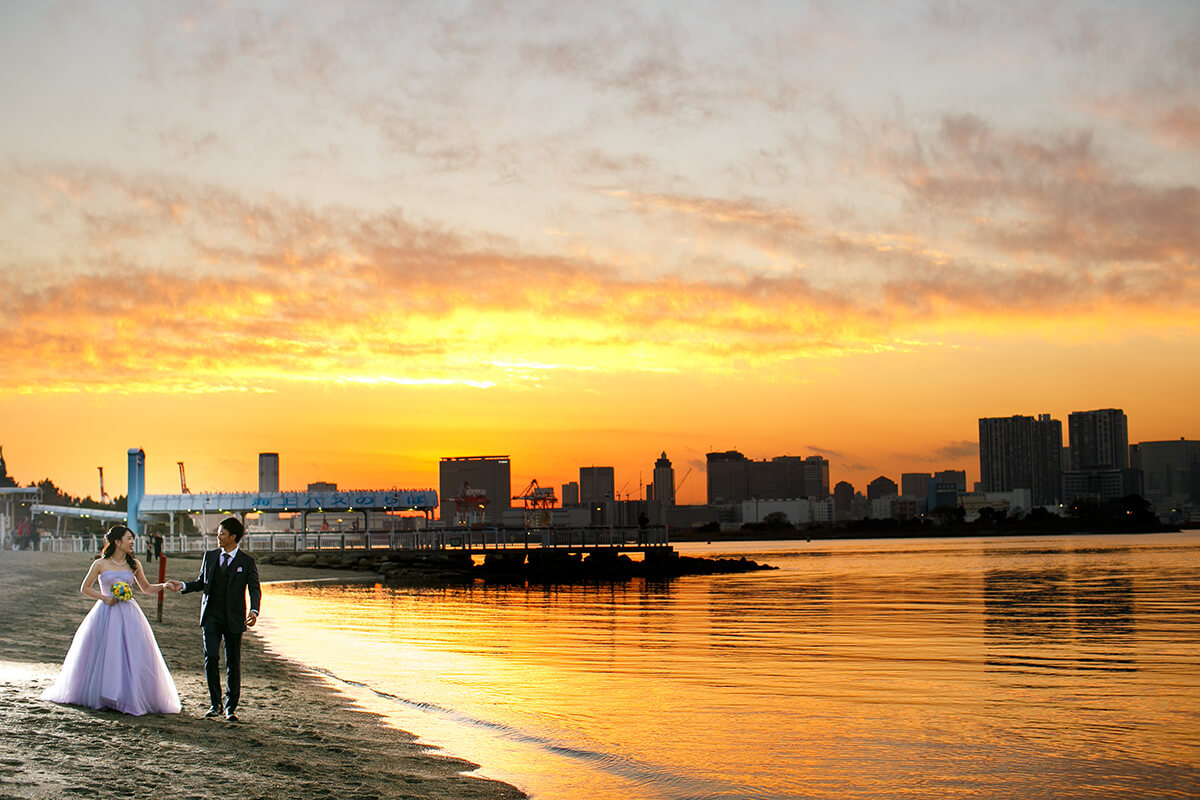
left=177, top=461, right=191, bottom=494
left=675, top=467, right=694, bottom=495
left=513, top=479, right=557, bottom=529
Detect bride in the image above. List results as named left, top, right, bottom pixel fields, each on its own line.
left=41, top=525, right=182, bottom=715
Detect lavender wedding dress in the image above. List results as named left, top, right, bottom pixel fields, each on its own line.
left=42, top=569, right=182, bottom=716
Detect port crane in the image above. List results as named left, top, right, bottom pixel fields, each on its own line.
left=513, top=479, right=557, bottom=529
left=453, top=482, right=490, bottom=527
left=177, top=461, right=191, bottom=494
left=675, top=467, right=693, bottom=496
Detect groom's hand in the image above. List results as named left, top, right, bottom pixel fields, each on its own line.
left=165, top=579, right=183, bottom=592
left=245, top=610, right=258, bottom=627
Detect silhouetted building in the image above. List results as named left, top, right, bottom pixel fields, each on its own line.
left=1131, top=439, right=1200, bottom=520
left=652, top=452, right=676, bottom=506
left=705, top=451, right=830, bottom=504
left=833, top=480, right=855, bottom=522
left=440, top=456, right=511, bottom=524
left=561, top=481, right=580, bottom=507
left=307, top=481, right=337, bottom=492
left=706, top=451, right=749, bottom=505
left=867, top=476, right=898, bottom=501
left=979, top=414, right=1063, bottom=506
left=1068, top=409, right=1129, bottom=470
left=580, top=466, right=615, bottom=505
left=1062, top=409, right=1135, bottom=505
left=1062, top=469, right=1141, bottom=505
left=933, top=469, right=967, bottom=509
left=902, top=473, right=932, bottom=504
left=258, top=453, right=279, bottom=493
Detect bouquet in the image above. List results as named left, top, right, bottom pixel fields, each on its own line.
left=111, top=581, right=133, bottom=602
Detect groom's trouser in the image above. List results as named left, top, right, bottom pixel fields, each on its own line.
left=202, top=619, right=243, bottom=713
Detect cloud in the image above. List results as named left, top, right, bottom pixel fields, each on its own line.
left=877, top=113, right=1200, bottom=265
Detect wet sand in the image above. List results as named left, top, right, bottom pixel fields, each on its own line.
left=0, top=550, right=525, bottom=800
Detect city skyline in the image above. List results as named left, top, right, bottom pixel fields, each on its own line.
left=3, top=3, right=1198, bottom=503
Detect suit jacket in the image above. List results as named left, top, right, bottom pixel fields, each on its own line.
left=182, top=548, right=261, bottom=632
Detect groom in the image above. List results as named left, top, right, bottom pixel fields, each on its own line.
left=167, top=516, right=261, bottom=722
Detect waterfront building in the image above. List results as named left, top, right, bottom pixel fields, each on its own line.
left=561, top=481, right=580, bottom=508
left=307, top=481, right=337, bottom=492
left=833, top=481, right=855, bottom=521
left=705, top=451, right=830, bottom=504
left=1068, top=409, right=1129, bottom=470
left=901, top=473, right=932, bottom=507
left=1062, top=409, right=1136, bottom=505
left=440, top=456, right=511, bottom=524
left=258, top=453, right=279, bottom=493
left=1131, top=439, right=1200, bottom=521
left=652, top=452, right=676, bottom=507
left=579, top=466, right=615, bottom=505
left=866, top=475, right=898, bottom=501
left=978, top=414, right=1063, bottom=506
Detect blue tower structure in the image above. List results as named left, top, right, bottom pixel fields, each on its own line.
left=127, top=448, right=146, bottom=535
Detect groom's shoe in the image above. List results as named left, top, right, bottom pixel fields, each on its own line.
left=204, top=708, right=222, bottom=718
left=225, top=711, right=239, bottom=722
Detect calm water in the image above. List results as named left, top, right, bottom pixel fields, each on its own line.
left=256, top=533, right=1200, bottom=800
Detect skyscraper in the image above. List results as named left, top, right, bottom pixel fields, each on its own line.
left=258, top=452, right=279, bottom=493
left=1068, top=409, right=1129, bottom=470
left=705, top=451, right=830, bottom=504
left=652, top=452, right=676, bottom=506
left=1131, top=439, right=1200, bottom=520
left=579, top=466, right=615, bottom=505
left=439, top=456, right=511, bottom=524
left=978, top=414, right=1063, bottom=506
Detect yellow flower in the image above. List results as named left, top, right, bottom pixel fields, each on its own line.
left=111, top=581, right=133, bottom=602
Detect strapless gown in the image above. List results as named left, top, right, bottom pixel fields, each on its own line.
left=41, top=569, right=182, bottom=716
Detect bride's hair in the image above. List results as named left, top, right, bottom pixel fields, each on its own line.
left=102, top=525, right=140, bottom=572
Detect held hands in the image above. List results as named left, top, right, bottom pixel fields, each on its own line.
left=164, top=580, right=184, bottom=592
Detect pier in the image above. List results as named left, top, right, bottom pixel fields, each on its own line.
left=34, top=526, right=671, bottom=557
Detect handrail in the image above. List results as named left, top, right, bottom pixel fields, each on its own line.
left=36, top=527, right=671, bottom=554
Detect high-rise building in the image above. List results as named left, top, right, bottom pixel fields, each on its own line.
left=579, top=466, right=615, bottom=506
left=833, top=480, right=855, bottom=521
left=706, top=451, right=750, bottom=504
left=705, top=451, right=830, bottom=504
left=867, top=475, right=898, bottom=501
left=902, top=473, right=932, bottom=502
left=561, top=481, right=580, bottom=507
left=652, top=452, right=676, bottom=507
left=1130, top=439, right=1200, bottom=520
left=1068, top=409, right=1129, bottom=470
left=258, top=452, right=279, bottom=493
left=440, top=456, right=511, bottom=524
left=802, top=455, right=830, bottom=499
left=979, top=414, right=1063, bottom=506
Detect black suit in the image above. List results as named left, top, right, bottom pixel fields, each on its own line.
left=182, top=547, right=261, bottom=714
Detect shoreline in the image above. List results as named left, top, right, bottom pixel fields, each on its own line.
left=0, top=550, right=526, bottom=800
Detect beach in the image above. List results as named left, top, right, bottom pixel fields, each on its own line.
left=0, top=550, right=525, bottom=800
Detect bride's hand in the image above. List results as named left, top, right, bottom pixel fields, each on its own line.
left=102, top=596, right=118, bottom=606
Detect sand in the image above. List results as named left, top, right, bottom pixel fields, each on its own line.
left=0, top=550, right=526, bottom=800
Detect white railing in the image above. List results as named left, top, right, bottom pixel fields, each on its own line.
left=37, top=526, right=670, bottom=555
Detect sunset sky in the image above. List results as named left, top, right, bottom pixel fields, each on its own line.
left=2, top=1, right=1198, bottom=507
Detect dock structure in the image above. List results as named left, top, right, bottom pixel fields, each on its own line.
left=34, top=525, right=670, bottom=557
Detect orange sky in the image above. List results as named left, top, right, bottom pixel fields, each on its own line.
left=2, top=3, right=1198, bottom=506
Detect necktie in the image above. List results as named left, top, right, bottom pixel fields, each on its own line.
left=221, top=553, right=231, bottom=570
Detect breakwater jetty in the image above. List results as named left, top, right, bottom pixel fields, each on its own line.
left=255, top=546, right=776, bottom=583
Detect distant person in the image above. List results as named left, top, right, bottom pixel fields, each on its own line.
left=166, top=516, right=260, bottom=722
left=41, top=525, right=181, bottom=715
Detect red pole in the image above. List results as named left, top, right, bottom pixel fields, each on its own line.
left=156, top=551, right=166, bottom=622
